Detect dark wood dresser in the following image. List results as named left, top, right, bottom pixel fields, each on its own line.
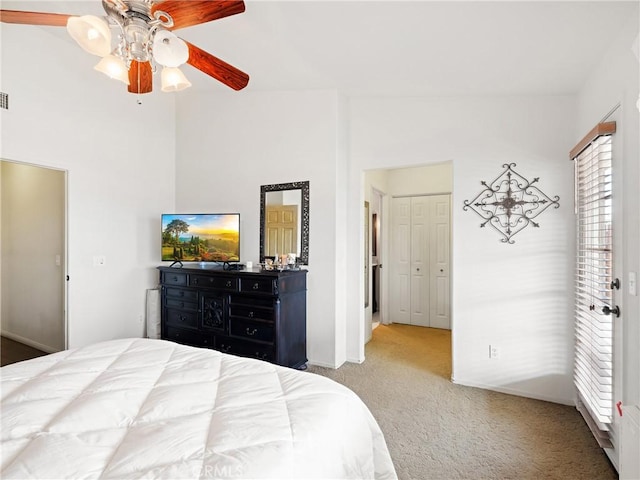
left=157, top=265, right=307, bottom=369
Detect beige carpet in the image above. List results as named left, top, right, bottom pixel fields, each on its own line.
left=306, top=324, right=617, bottom=480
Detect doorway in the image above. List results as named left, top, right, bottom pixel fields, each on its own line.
left=0, top=160, right=67, bottom=353
left=370, top=188, right=383, bottom=330
left=364, top=162, right=453, bottom=342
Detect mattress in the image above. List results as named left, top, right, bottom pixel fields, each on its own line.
left=1, top=338, right=397, bottom=479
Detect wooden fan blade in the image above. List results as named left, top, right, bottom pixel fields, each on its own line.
left=0, top=9, right=73, bottom=27
left=185, top=40, right=249, bottom=91
left=152, top=1, right=245, bottom=30
left=128, top=61, right=153, bottom=94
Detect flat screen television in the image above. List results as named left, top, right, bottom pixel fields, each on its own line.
left=161, top=213, right=240, bottom=263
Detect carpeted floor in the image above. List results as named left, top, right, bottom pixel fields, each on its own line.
left=306, top=323, right=617, bottom=480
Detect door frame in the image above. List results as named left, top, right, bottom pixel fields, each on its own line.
left=0, top=158, right=68, bottom=352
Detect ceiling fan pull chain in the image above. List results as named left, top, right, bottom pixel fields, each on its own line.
left=134, top=61, right=142, bottom=104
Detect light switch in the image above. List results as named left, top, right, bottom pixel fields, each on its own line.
left=629, top=272, right=637, bottom=296
left=55, top=254, right=61, bottom=266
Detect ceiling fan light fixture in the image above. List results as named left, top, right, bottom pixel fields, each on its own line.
left=161, top=67, right=191, bottom=92
left=94, top=55, right=130, bottom=85
left=153, top=30, right=189, bottom=67
left=67, top=15, right=111, bottom=57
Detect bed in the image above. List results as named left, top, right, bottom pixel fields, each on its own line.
left=1, top=338, right=397, bottom=479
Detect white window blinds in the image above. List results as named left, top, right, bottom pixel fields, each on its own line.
left=572, top=122, right=616, bottom=448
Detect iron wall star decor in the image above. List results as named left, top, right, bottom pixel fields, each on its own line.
left=463, top=163, right=560, bottom=244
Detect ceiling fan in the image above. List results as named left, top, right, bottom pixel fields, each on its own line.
left=0, top=0, right=249, bottom=94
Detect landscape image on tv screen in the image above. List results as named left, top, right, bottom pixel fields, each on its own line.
left=162, top=213, right=240, bottom=262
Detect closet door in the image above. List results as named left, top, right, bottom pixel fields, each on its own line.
left=390, top=195, right=450, bottom=329
left=429, top=195, right=451, bottom=329
left=390, top=198, right=411, bottom=325
left=410, top=196, right=430, bottom=327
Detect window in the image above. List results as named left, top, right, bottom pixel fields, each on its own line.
left=571, top=121, right=616, bottom=448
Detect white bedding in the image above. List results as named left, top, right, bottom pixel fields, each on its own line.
left=1, top=338, right=396, bottom=479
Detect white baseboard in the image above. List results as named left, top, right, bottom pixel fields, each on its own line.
left=308, top=355, right=365, bottom=369
left=451, top=378, right=574, bottom=406
left=307, top=360, right=339, bottom=369
left=1, top=330, right=59, bottom=354
left=346, top=356, right=365, bottom=365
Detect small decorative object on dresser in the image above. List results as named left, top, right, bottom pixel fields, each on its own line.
left=158, top=265, right=307, bottom=369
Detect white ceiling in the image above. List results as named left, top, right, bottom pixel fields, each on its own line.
left=3, top=1, right=638, bottom=96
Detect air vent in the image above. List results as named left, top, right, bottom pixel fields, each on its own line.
left=0, top=92, right=8, bottom=110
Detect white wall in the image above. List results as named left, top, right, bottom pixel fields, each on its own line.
left=1, top=162, right=65, bottom=351
left=349, top=96, right=577, bottom=404
left=0, top=23, right=176, bottom=348
left=386, top=163, right=453, bottom=196
left=174, top=89, right=343, bottom=367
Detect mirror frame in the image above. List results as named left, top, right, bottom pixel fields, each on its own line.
left=260, top=181, right=310, bottom=265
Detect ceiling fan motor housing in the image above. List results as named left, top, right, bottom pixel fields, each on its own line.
left=102, top=0, right=175, bottom=63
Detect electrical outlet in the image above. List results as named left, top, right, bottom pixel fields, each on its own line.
left=629, top=272, right=637, bottom=296
left=489, top=345, right=500, bottom=359
left=93, top=255, right=106, bottom=267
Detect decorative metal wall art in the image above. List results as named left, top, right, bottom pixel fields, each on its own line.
left=463, top=163, right=560, bottom=244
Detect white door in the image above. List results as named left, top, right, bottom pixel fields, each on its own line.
left=390, top=198, right=411, bottom=325
left=410, top=197, right=430, bottom=326
left=429, top=195, right=451, bottom=329
left=390, top=194, right=451, bottom=329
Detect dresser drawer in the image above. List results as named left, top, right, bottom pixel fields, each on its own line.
left=165, top=298, right=197, bottom=310
left=165, top=308, right=198, bottom=330
left=240, top=277, right=276, bottom=295
left=217, top=337, right=274, bottom=362
left=162, top=272, right=188, bottom=286
left=229, top=304, right=274, bottom=322
left=164, top=326, right=213, bottom=348
left=229, top=295, right=274, bottom=309
left=230, top=319, right=274, bottom=343
left=165, top=287, right=198, bottom=302
left=190, top=274, right=239, bottom=291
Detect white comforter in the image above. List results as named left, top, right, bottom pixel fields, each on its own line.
left=1, top=338, right=396, bottom=480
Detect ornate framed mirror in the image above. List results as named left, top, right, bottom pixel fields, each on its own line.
left=260, top=181, right=310, bottom=265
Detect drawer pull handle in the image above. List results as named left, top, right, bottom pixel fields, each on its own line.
left=226, top=280, right=232, bottom=288
left=220, top=344, right=232, bottom=353
left=172, top=276, right=178, bottom=282
left=246, top=327, right=258, bottom=336
left=253, top=282, right=260, bottom=290
left=179, top=315, right=188, bottom=323
left=179, top=291, right=184, bottom=297
left=193, top=278, right=199, bottom=284
left=248, top=311, right=254, bottom=318
left=255, top=352, right=267, bottom=360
